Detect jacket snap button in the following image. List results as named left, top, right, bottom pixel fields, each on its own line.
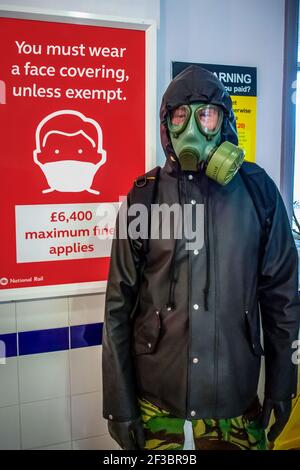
left=155, top=309, right=160, bottom=315
left=193, top=357, right=199, bottom=364
left=191, top=199, right=196, bottom=205
left=193, top=249, right=199, bottom=255
left=148, top=343, right=152, bottom=349
left=108, top=414, right=113, bottom=420
left=190, top=410, right=196, bottom=417
left=193, top=304, right=199, bottom=310
left=188, top=174, right=193, bottom=180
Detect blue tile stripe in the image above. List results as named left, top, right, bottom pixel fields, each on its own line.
left=71, top=323, right=103, bottom=349
left=0, top=323, right=103, bottom=358
left=19, top=327, right=69, bottom=356
left=0, top=333, right=17, bottom=358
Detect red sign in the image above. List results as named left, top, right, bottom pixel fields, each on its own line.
left=0, top=15, right=146, bottom=298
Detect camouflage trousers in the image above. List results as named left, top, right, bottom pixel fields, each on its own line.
left=138, top=397, right=268, bottom=450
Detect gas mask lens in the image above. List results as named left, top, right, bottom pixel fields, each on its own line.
left=169, top=105, right=191, bottom=134
left=195, top=105, right=223, bottom=135
left=168, top=104, right=223, bottom=137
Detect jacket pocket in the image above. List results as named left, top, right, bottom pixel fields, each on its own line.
left=245, top=307, right=264, bottom=356
left=133, top=308, right=161, bottom=355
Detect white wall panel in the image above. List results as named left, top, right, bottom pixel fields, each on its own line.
left=69, top=294, right=105, bottom=326
left=0, top=405, right=21, bottom=450
left=0, top=302, right=16, bottom=334
left=20, top=397, right=71, bottom=449
left=19, top=351, right=70, bottom=403
left=70, top=346, right=102, bottom=395
left=0, top=358, right=19, bottom=408
left=73, top=434, right=120, bottom=450
left=71, top=392, right=107, bottom=441
left=16, top=297, right=69, bottom=332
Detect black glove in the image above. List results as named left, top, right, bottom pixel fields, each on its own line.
left=259, top=398, right=292, bottom=441
left=108, top=417, right=145, bottom=450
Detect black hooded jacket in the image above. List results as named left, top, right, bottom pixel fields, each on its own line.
left=102, top=66, right=300, bottom=420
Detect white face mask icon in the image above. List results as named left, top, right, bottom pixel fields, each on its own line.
left=33, top=110, right=107, bottom=194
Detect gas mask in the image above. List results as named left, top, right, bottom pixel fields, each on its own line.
left=168, top=103, right=245, bottom=185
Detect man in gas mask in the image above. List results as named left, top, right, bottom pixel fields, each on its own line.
left=102, top=66, right=300, bottom=450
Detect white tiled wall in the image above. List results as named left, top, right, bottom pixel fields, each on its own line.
left=70, top=346, right=102, bottom=395
left=71, top=392, right=107, bottom=441
left=0, top=293, right=119, bottom=450
left=19, top=351, right=70, bottom=403
left=72, top=434, right=120, bottom=450
left=0, top=302, right=17, bottom=334
left=20, top=397, right=71, bottom=449
left=0, top=358, right=19, bottom=408
left=69, top=294, right=105, bottom=326
left=16, top=297, right=69, bottom=332
left=0, top=405, right=21, bottom=450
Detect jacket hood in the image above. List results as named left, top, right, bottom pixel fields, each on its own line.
left=160, top=65, right=238, bottom=169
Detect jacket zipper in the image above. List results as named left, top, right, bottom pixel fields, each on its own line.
left=212, top=190, right=219, bottom=416
left=183, top=172, right=192, bottom=418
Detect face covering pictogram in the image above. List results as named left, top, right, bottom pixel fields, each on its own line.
left=33, top=109, right=107, bottom=194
